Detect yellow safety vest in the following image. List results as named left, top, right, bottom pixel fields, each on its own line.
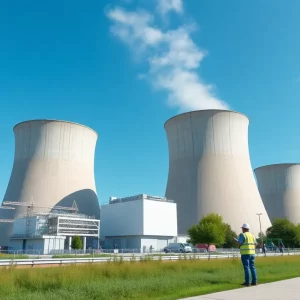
left=240, top=232, right=256, bottom=255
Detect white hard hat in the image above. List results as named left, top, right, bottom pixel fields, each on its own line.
left=241, top=223, right=250, bottom=229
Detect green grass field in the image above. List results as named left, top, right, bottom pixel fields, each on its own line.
left=0, top=254, right=29, bottom=260
left=0, top=256, right=300, bottom=300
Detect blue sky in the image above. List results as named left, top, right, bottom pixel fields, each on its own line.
left=0, top=0, right=300, bottom=205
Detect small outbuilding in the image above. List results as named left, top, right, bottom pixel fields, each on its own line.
left=100, top=194, right=177, bottom=252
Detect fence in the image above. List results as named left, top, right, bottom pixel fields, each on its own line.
left=1, top=250, right=300, bottom=267
left=0, top=249, right=41, bottom=258
left=1, top=247, right=300, bottom=258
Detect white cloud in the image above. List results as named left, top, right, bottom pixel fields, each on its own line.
left=150, top=27, right=205, bottom=70
left=157, top=0, right=183, bottom=15
left=106, top=3, right=229, bottom=112
left=107, top=8, right=163, bottom=47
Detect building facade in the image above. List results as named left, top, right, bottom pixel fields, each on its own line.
left=100, top=194, right=177, bottom=251
left=9, top=212, right=100, bottom=254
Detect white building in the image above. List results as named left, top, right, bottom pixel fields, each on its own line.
left=9, top=213, right=100, bottom=254
left=100, top=194, right=177, bottom=251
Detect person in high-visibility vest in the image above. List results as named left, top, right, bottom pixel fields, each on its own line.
left=236, top=223, right=257, bottom=287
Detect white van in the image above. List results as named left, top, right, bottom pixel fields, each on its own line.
left=164, top=243, right=192, bottom=253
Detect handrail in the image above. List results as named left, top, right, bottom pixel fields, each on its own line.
left=0, top=250, right=300, bottom=267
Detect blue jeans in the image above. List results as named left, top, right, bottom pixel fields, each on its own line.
left=241, top=254, right=257, bottom=284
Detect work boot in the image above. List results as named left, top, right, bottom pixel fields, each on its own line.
left=241, top=283, right=251, bottom=287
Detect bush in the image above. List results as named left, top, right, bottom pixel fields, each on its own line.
left=71, top=236, right=83, bottom=250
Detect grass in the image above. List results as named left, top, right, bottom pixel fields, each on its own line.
left=0, top=256, right=300, bottom=300
left=0, top=254, right=29, bottom=260
left=52, top=254, right=112, bottom=258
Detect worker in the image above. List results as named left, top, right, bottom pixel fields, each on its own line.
left=236, top=223, right=257, bottom=287
left=279, top=241, right=284, bottom=255
left=261, top=242, right=267, bottom=256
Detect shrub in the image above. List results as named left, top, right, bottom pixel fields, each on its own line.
left=71, top=236, right=82, bottom=250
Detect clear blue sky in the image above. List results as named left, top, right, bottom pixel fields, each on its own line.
left=0, top=0, right=300, bottom=205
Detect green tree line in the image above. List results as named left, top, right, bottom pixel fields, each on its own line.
left=188, top=213, right=300, bottom=249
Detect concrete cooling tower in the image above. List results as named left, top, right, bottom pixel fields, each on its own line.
left=255, top=164, right=300, bottom=224
left=0, top=120, right=100, bottom=245
left=165, top=109, right=271, bottom=235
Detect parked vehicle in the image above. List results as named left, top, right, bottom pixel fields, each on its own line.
left=196, top=244, right=216, bottom=252
left=164, top=243, right=192, bottom=253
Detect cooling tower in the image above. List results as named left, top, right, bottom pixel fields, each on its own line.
left=255, top=164, right=300, bottom=224
left=0, top=120, right=100, bottom=245
left=165, top=110, right=271, bottom=235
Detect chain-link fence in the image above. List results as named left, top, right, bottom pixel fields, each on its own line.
left=0, top=249, right=41, bottom=258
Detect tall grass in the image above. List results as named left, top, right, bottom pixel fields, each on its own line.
left=0, top=256, right=300, bottom=300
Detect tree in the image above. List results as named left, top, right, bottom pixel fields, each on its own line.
left=71, top=236, right=83, bottom=250
left=222, top=224, right=238, bottom=248
left=266, top=218, right=300, bottom=247
left=188, top=213, right=227, bottom=258
left=256, top=232, right=267, bottom=246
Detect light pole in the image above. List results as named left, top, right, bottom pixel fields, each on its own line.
left=256, top=213, right=263, bottom=241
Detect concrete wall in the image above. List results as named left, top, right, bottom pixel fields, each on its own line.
left=101, top=200, right=144, bottom=237
left=0, top=120, right=100, bottom=245
left=9, top=240, right=23, bottom=251
left=104, top=236, right=173, bottom=251
left=9, top=236, right=66, bottom=254
left=104, top=236, right=141, bottom=249
left=165, top=110, right=271, bottom=235
left=143, top=200, right=177, bottom=236
left=100, top=199, right=177, bottom=237
left=24, top=239, right=44, bottom=251
left=255, top=164, right=300, bottom=224
left=44, top=236, right=66, bottom=254
left=141, top=237, right=172, bottom=251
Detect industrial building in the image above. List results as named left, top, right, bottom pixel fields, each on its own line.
left=255, top=164, right=300, bottom=224
left=100, top=194, right=177, bottom=251
left=164, top=109, right=271, bottom=235
left=9, top=211, right=100, bottom=254
left=0, top=120, right=100, bottom=246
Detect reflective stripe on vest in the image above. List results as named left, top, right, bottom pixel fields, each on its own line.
left=240, top=232, right=256, bottom=255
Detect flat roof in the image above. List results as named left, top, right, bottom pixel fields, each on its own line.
left=108, top=194, right=174, bottom=204
left=14, top=119, right=97, bottom=135
left=164, top=109, right=248, bottom=128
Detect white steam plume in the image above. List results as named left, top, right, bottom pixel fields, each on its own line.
left=106, top=0, right=229, bottom=112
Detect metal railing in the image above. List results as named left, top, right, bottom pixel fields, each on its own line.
left=1, top=250, right=300, bottom=267
left=1, top=247, right=300, bottom=259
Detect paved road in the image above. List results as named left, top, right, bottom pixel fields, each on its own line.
left=180, top=277, right=300, bottom=300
